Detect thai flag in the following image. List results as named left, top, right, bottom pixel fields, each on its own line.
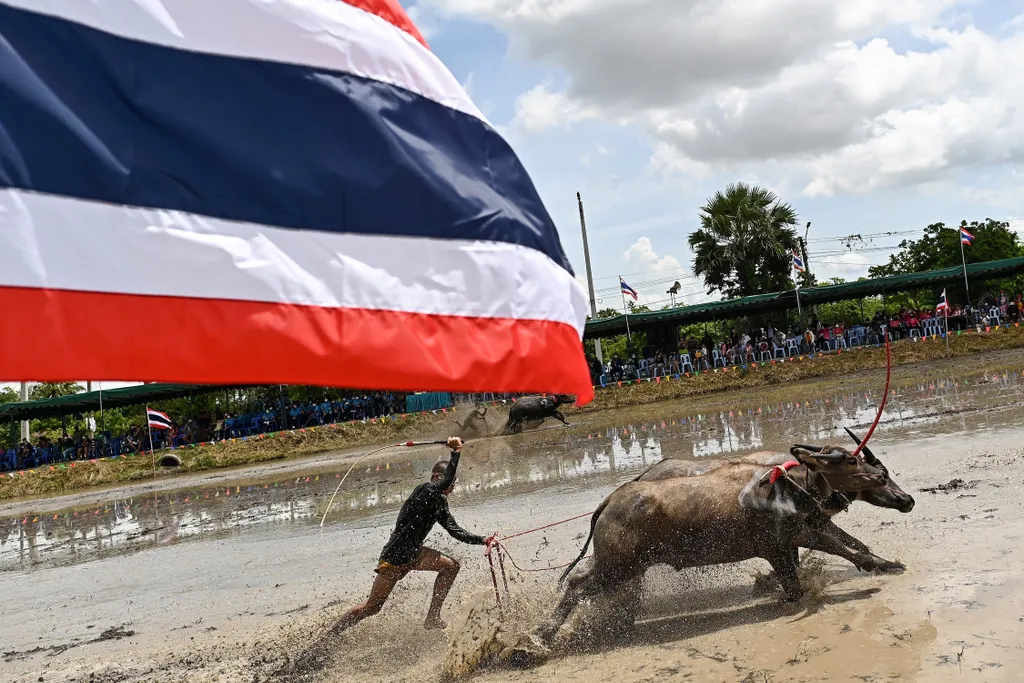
left=792, top=251, right=806, bottom=273
left=0, top=0, right=592, bottom=403
left=146, top=408, right=173, bottom=431
left=960, top=227, right=975, bottom=245
left=621, top=278, right=639, bottom=301
left=936, top=289, right=949, bottom=313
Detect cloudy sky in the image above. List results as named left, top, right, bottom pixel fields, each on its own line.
left=410, top=0, right=1024, bottom=310
left=5, top=2, right=1023, bottom=394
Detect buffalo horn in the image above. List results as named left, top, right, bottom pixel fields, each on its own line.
left=844, top=427, right=879, bottom=465
left=806, top=451, right=847, bottom=464
left=791, top=444, right=825, bottom=454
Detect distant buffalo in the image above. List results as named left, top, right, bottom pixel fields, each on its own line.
left=501, top=394, right=575, bottom=435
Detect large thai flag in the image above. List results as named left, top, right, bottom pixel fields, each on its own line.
left=0, top=0, right=593, bottom=402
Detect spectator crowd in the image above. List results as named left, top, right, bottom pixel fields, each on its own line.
left=3, top=391, right=402, bottom=472
left=592, top=290, right=1024, bottom=384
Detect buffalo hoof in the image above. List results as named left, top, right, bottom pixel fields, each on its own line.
left=502, top=634, right=550, bottom=668
left=872, top=559, right=906, bottom=574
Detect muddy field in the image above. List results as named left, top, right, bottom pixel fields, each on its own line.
left=2, top=354, right=1024, bottom=682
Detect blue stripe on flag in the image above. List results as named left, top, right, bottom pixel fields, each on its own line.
left=0, top=5, right=574, bottom=274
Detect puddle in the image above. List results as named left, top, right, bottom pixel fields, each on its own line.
left=3, top=368, right=1023, bottom=573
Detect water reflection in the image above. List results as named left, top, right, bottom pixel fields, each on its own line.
left=2, top=369, right=1021, bottom=572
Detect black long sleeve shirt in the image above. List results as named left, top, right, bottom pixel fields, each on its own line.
left=378, top=451, right=485, bottom=566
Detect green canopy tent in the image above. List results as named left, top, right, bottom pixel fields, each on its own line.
left=584, top=256, right=1024, bottom=338
left=0, top=383, right=248, bottom=422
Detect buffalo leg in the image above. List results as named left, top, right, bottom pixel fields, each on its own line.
left=766, top=551, right=803, bottom=602
left=799, top=529, right=904, bottom=573
left=603, top=577, right=642, bottom=639
left=552, top=410, right=570, bottom=426
left=535, top=565, right=628, bottom=644
left=819, top=519, right=871, bottom=554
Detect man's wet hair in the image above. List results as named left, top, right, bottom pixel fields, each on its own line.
left=432, top=461, right=449, bottom=476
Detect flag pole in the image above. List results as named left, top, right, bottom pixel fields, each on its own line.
left=944, top=303, right=950, bottom=356
left=146, top=407, right=156, bottom=478
left=959, top=228, right=971, bottom=308
left=620, top=277, right=634, bottom=358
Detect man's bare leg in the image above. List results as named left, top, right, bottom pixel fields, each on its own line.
left=413, top=548, right=461, bottom=629
left=333, top=566, right=405, bottom=632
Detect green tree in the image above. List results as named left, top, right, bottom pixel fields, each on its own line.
left=689, top=183, right=800, bottom=299
left=869, top=219, right=1023, bottom=303
left=29, top=382, right=84, bottom=400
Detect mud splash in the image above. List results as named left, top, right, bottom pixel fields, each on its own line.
left=3, top=357, right=1024, bottom=682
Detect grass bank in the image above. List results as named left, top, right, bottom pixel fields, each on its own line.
left=4, top=325, right=1024, bottom=503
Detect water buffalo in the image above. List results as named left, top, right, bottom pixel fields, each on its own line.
left=634, top=429, right=914, bottom=571
left=501, top=394, right=575, bottom=434
left=535, top=446, right=886, bottom=643
left=453, top=404, right=489, bottom=437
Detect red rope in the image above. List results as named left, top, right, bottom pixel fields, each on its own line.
left=496, top=541, right=592, bottom=573
left=852, top=330, right=892, bottom=458
left=497, top=511, right=594, bottom=542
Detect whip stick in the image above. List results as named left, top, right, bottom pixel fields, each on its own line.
left=319, top=440, right=450, bottom=528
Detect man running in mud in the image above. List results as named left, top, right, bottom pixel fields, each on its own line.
left=335, top=436, right=492, bottom=631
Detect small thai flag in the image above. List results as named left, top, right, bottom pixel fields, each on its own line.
left=960, top=227, right=975, bottom=245
left=792, top=251, right=806, bottom=273
left=620, top=278, right=639, bottom=301
left=147, top=408, right=173, bottom=431
left=936, top=289, right=950, bottom=313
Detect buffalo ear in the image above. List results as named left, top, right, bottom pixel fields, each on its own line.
left=791, top=446, right=846, bottom=470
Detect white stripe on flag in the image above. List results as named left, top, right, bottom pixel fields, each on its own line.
left=0, top=189, right=587, bottom=334
left=3, top=0, right=487, bottom=124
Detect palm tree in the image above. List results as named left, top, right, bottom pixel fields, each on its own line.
left=688, top=183, right=800, bottom=299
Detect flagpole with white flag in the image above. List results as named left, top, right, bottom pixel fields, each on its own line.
left=937, top=289, right=950, bottom=355
left=146, top=406, right=156, bottom=478
left=619, top=276, right=634, bottom=357
left=958, top=226, right=972, bottom=308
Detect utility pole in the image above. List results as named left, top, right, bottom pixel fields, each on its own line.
left=800, top=221, right=812, bottom=284
left=577, top=192, right=602, bottom=365
left=19, top=381, right=29, bottom=441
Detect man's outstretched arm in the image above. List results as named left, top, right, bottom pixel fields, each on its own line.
left=438, top=498, right=485, bottom=545
left=428, top=437, right=464, bottom=493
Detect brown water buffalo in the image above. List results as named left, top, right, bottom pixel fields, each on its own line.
left=501, top=394, right=575, bottom=434
left=535, top=446, right=886, bottom=643
left=634, top=429, right=914, bottom=571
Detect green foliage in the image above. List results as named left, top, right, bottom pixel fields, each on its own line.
left=689, top=182, right=800, bottom=299
left=869, top=219, right=1024, bottom=303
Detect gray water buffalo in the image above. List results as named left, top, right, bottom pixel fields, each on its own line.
left=501, top=394, right=575, bottom=434
left=535, top=446, right=887, bottom=643
left=453, top=404, right=488, bottom=437
left=634, top=429, right=914, bottom=572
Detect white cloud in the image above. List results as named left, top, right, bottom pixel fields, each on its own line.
left=405, top=3, right=439, bottom=40
left=461, top=71, right=475, bottom=97
left=622, top=237, right=684, bottom=273
left=432, top=0, right=1024, bottom=195
left=512, top=84, right=597, bottom=132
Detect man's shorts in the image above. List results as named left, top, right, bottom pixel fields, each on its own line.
left=375, top=547, right=451, bottom=575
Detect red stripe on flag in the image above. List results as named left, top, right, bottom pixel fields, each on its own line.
left=339, top=0, right=429, bottom=49
left=0, top=287, right=593, bottom=403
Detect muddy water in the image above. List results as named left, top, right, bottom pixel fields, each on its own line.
left=1, top=363, right=1023, bottom=682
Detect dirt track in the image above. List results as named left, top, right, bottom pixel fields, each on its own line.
left=2, top=355, right=1024, bottom=682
